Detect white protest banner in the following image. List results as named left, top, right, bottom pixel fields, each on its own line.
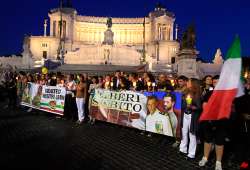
left=40, top=85, right=66, bottom=115
left=90, top=89, right=148, bottom=130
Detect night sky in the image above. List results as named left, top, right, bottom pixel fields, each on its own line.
left=0, top=0, right=249, bottom=62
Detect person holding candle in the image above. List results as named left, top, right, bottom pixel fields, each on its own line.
left=179, top=78, right=202, bottom=160
left=143, top=72, right=155, bottom=91
left=128, top=73, right=144, bottom=91
left=112, top=70, right=121, bottom=90
left=104, top=75, right=111, bottom=90
left=157, top=74, right=174, bottom=92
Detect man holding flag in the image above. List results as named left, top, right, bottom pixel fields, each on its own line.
left=198, top=36, right=244, bottom=170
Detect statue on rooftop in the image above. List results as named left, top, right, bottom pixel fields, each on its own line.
left=106, top=17, right=112, bottom=29
left=180, top=24, right=196, bottom=50
left=213, top=48, right=224, bottom=64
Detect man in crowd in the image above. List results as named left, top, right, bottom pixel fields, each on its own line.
left=172, top=75, right=188, bottom=147
left=157, top=74, right=174, bottom=91
left=175, top=75, right=188, bottom=94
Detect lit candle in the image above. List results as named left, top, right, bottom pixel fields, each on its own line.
left=133, top=82, right=137, bottom=88
left=244, top=71, right=248, bottom=79
left=110, top=82, right=114, bottom=87
left=147, top=82, right=151, bottom=87
left=105, top=81, right=109, bottom=89
left=170, top=79, right=175, bottom=86
left=147, top=81, right=151, bottom=91
left=186, top=94, right=192, bottom=105
left=152, top=82, right=156, bottom=92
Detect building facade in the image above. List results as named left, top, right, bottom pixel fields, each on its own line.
left=27, top=4, right=179, bottom=66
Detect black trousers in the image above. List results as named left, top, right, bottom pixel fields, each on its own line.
left=64, top=94, right=77, bottom=120
left=7, top=88, right=17, bottom=109
left=238, top=120, right=250, bottom=162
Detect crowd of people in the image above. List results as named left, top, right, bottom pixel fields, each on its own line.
left=0, top=69, right=249, bottom=170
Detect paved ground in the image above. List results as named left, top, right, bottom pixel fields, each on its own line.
left=0, top=106, right=240, bottom=170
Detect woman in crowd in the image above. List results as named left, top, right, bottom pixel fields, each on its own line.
left=75, top=75, right=87, bottom=124
left=27, top=74, right=34, bottom=83
left=98, top=76, right=104, bottom=88
left=64, top=74, right=77, bottom=120
left=179, top=78, right=202, bottom=159
left=104, top=75, right=111, bottom=89
left=143, top=72, right=155, bottom=91
left=119, top=76, right=130, bottom=90
left=201, top=75, right=213, bottom=99
left=88, top=76, right=100, bottom=124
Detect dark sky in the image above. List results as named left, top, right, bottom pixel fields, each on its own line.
left=0, top=0, right=249, bottom=62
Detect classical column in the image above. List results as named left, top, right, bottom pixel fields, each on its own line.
left=76, top=31, right=80, bottom=41
left=55, top=21, right=58, bottom=37
left=166, top=26, right=170, bottom=40
left=158, top=24, right=161, bottom=40
left=128, top=31, right=131, bottom=44
left=90, top=31, right=94, bottom=42
left=175, top=24, right=178, bottom=40
left=170, top=23, right=174, bottom=40
left=119, top=31, right=122, bottom=44
left=121, top=31, right=124, bottom=44
left=44, top=19, right=47, bottom=37
left=81, top=31, right=84, bottom=41
left=87, top=30, right=90, bottom=42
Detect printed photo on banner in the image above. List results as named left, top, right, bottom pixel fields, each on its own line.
left=21, top=83, right=41, bottom=108
left=40, top=86, right=66, bottom=115
left=21, top=83, right=66, bottom=115
left=90, top=88, right=148, bottom=130
left=144, top=91, right=182, bottom=137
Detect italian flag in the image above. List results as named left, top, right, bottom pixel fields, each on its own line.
left=200, top=36, right=244, bottom=121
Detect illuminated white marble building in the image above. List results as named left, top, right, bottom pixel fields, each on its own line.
left=26, top=3, right=179, bottom=66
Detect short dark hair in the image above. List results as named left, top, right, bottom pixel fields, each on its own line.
left=130, top=72, right=138, bottom=79
left=177, top=75, right=188, bottom=81
left=213, top=75, right=220, bottom=80
left=164, top=93, right=176, bottom=103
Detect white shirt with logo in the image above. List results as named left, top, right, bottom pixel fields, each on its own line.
left=146, top=109, right=173, bottom=137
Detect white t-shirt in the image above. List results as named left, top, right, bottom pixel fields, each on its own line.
left=146, top=109, right=173, bottom=137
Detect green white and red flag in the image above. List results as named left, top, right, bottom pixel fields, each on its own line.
left=200, top=36, right=244, bottom=121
